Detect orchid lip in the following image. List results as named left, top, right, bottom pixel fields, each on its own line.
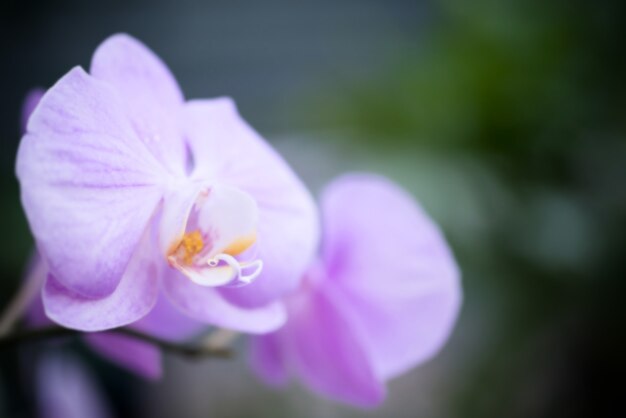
left=205, top=253, right=263, bottom=287
left=167, top=231, right=263, bottom=288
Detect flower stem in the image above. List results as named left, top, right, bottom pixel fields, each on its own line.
left=0, top=259, right=46, bottom=337
left=204, top=328, right=239, bottom=349
left=0, top=326, right=234, bottom=359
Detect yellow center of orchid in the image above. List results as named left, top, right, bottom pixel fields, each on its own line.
left=170, top=230, right=257, bottom=266
left=165, top=184, right=263, bottom=288
left=168, top=229, right=262, bottom=288
left=175, top=230, right=205, bottom=265
left=222, top=232, right=257, bottom=257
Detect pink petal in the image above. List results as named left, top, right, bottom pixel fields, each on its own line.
left=132, top=293, right=206, bottom=341
left=278, top=286, right=385, bottom=407
left=321, top=174, right=462, bottom=379
left=84, top=332, right=162, bottom=380
left=162, top=269, right=286, bottom=333
left=248, top=333, right=289, bottom=387
left=90, top=34, right=187, bottom=177
left=42, top=232, right=159, bottom=331
left=16, top=66, right=166, bottom=297
left=183, top=99, right=319, bottom=307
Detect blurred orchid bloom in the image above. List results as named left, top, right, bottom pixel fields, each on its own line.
left=16, top=34, right=318, bottom=334
left=36, top=353, right=112, bottom=418
left=250, top=175, right=462, bottom=407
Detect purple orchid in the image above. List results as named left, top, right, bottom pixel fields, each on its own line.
left=22, top=90, right=204, bottom=379
left=249, top=175, right=462, bottom=407
left=16, top=34, right=318, bottom=336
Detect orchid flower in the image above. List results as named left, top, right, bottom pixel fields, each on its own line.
left=36, top=353, right=112, bottom=418
left=22, top=90, right=205, bottom=379
left=16, top=34, right=318, bottom=335
left=249, top=175, right=462, bottom=407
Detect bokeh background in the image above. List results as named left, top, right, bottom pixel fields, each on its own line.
left=1, top=0, right=625, bottom=417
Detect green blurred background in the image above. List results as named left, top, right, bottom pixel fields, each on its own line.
left=1, top=0, right=625, bottom=417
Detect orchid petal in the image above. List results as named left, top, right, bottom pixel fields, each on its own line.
left=281, top=287, right=384, bottom=407
left=249, top=333, right=289, bottom=387
left=42, top=231, right=159, bottom=331
left=175, top=259, right=236, bottom=287
left=321, top=174, right=462, bottom=379
left=157, top=181, right=204, bottom=256
left=183, top=99, right=319, bottom=307
left=194, top=185, right=258, bottom=257
left=161, top=183, right=258, bottom=259
left=163, top=269, right=286, bottom=333
left=17, top=66, right=166, bottom=297
left=90, top=34, right=186, bottom=176
left=85, top=332, right=162, bottom=379
left=132, top=293, right=206, bottom=341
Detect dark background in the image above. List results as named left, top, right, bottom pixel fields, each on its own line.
left=1, top=0, right=625, bottom=417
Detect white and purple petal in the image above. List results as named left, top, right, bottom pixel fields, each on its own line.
left=42, top=231, right=159, bottom=331
left=90, top=34, right=187, bottom=177
left=182, top=99, right=319, bottom=307
left=17, top=66, right=167, bottom=297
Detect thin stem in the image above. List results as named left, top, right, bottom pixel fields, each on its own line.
left=0, top=259, right=46, bottom=336
left=204, top=328, right=239, bottom=350
left=0, top=326, right=233, bottom=359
